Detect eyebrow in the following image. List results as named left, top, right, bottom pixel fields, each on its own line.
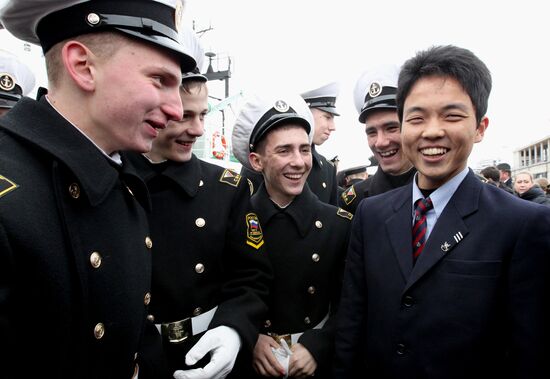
left=405, top=103, right=469, bottom=115
left=365, top=120, right=400, bottom=132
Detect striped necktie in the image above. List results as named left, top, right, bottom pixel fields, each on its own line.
left=412, top=197, right=433, bottom=262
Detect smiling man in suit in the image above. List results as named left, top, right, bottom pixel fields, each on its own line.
left=334, top=45, right=550, bottom=378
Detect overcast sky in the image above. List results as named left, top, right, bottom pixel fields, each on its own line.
left=2, top=0, right=548, bottom=172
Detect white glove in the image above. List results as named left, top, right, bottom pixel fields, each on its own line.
left=173, top=326, right=241, bottom=379
left=270, top=338, right=292, bottom=378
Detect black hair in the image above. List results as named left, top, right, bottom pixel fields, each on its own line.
left=396, top=45, right=492, bottom=125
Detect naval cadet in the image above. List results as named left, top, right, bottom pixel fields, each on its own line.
left=124, top=28, right=271, bottom=379
left=339, top=64, right=415, bottom=214
left=0, top=0, right=195, bottom=377
left=240, top=82, right=341, bottom=206
left=232, top=92, right=352, bottom=378
left=0, top=50, right=36, bottom=116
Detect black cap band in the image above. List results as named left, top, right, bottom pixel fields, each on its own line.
left=249, top=106, right=311, bottom=151
left=359, top=87, right=397, bottom=123
left=304, top=96, right=337, bottom=109
left=37, top=0, right=179, bottom=53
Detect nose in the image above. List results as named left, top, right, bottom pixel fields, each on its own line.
left=374, top=130, right=390, bottom=148
left=328, top=119, right=336, bottom=131
left=162, top=88, right=184, bottom=122
left=188, top=116, right=205, bottom=137
left=422, top=118, right=445, bottom=139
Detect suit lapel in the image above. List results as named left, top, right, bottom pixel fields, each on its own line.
left=386, top=187, right=414, bottom=280
left=403, top=171, right=481, bottom=293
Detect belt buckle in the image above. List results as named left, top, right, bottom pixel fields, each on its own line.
left=161, top=317, right=192, bottom=344
left=269, top=332, right=292, bottom=347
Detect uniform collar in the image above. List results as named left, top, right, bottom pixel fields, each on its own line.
left=1, top=97, right=150, bottom=209
left=251, top=183, right=318, bottom=238
left=130, top=153, right=202, bottom=198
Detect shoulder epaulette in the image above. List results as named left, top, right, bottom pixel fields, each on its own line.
left=219, top=169, right=242, bottom=187
left=340, top=185, right=356, bottom=205
left=337, top=207, right=353, bottom=220
left=0, top=175, right=18, bottom=198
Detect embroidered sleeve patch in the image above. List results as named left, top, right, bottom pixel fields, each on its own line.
left=219, top=169, right=242, bottom=187
left=341, top=186, right=356, bottom=205
left=245, top=213, right=264, bottom=249
left=337, top=208, right=353, bottom=220
left=0, top=175, right=18, bottom=198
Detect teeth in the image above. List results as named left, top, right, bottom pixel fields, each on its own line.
left=379, top=149, right=397, bottom=157
left=421, top=147, right=447, bottom=155
left=285, top=174, right=302, bottom=180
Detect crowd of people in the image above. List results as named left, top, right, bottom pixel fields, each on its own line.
left=1, top=1, right=549, bottom=379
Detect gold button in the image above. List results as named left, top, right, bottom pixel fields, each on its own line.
left=145, top=236, right=153, bottom=249
left=94, top=323, right=105, bottom=339
left=193, top=307, right=202, bottom=316
left=312, top=253, right=320, bottom=262
left=146, top=314, right=155, bottom=322
left=315, top=220, right=323, bottom=229
left=304, top=317, right=311, bottom=325
left=264, top=319, right=272, bottom=328
left=144, top=292, right=151, bottom=305
left=195, top=263, right=205, bottom=274
left=322, top=182, right=327, bottom=188
left=68, top=183, right=80, bottom=199
left=90, top=251, right=102, bottom=269
left=307, top=286, right=316, bottom=295
left=195, top=218, right=206, bottom=228
left=199, top=180, right=204, bottom=187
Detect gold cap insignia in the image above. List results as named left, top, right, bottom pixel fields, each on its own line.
left=0, top=73, right=16, bottom=92
left=369, top=81, right=382, bottom=98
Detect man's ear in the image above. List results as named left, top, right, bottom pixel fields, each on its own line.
left=61, top=40, right=97, bottom=92
left=475, top=116, right=489, bottom=143
left=249, top=152, right=263, bottom=173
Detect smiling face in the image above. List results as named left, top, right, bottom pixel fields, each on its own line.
left=147, top=82, right=208, bottom=162
left=401, top=75, right=488, bottom=189
left=249, top=125, right=312, bottom=205
left=364, top=109, right=412, bottom=175
left=311, top=108, right=335, bottom=145
left=89, top=38, right=183, bottom=154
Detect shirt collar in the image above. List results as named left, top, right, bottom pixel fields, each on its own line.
left=412, top=166, right=470, bottom=218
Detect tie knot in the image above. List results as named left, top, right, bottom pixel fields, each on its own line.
left=415, top=197, right=433, bottom=215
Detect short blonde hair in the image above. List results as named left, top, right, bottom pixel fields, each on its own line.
left=45, top=32, right=127, bottom=86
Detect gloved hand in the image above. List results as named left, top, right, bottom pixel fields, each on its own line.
left=173, top=326, right=241, bottom=379
left=271, top=338, right=292, bottom=378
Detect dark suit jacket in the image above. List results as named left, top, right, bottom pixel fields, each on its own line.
left=334, top=170, right=550, bottom=378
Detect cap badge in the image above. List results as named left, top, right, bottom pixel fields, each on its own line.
left=0, top=74, right=16, bottom=92
left=274, top=100, right=289, bottom=113
left=369, top=82, right=382, bottom=98
left=86, top=13, right=101, bottom=26
left=174, top=0, right=184, bottom=32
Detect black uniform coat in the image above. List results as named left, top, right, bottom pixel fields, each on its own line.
left=334, top=170, right=550, bottom=378
left=308, top=147, right=338, bottom=206
left=0, top=98, right=157, bottom=378
left=246, top=184, right=351, bottom=378
left=124, top=153, right=272, bottom=375
left=240, top=147, right=337, bottom=206
left=339, top=167, right=416, bottom=214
